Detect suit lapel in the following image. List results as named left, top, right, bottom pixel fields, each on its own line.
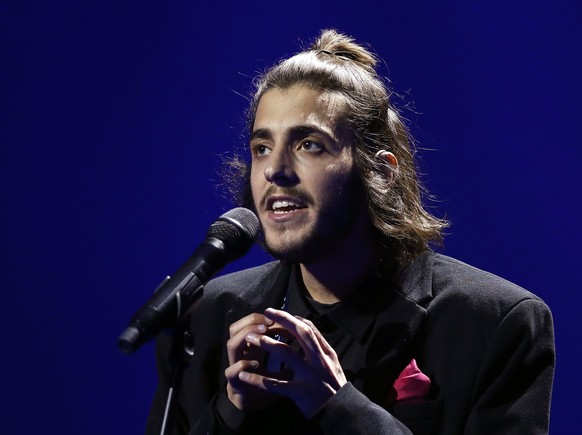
left=359, top=291, right=427, bottom=403
left=358, top=252, right=435, bottom=404
left=223, top=261, right=291, bottom=323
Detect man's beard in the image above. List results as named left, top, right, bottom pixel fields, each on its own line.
left=259, top=174, right=367, bottom=264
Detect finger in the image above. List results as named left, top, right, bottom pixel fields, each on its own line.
left=231, top=357, right=293, bottom=396
left=294, top=316, right=336, bottom=357
left=245, top=332, right=303, bottom=367
left=263, top=310, right=343, bottom=386
left=227, top=313, right=273, bottom=364
left=229, top=313, right=273, bottom=338
left=291, top=317, right=343, bottom=383
left=264, top=308, right=323, bottom=358
left=227, top=329, right=265, bottom=365
left=238, top=370, right=291, bottom=391
left=225, top=359, right=260, bottom=390
left=238, top=369, right=325, bottom=401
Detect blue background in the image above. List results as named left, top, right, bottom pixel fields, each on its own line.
left=2, top=1, right=580, bottom=433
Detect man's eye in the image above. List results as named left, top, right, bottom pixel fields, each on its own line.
left=299, top=140, right=322, bottom=152
left=253, top=144, right=271, bottom=156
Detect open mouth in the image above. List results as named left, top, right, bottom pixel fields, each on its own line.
left=270, top=199, right=306, bottom=214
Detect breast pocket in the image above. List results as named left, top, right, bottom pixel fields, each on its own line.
left=393, top=399, right=443, bottom=435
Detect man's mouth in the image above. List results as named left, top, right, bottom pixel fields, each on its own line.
left=265, top=196, right=309, bottom=215
left=271, top=200, right=303, bottom=214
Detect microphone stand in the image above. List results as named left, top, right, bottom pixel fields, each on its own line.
left=158, top=316, right=195, bottom=435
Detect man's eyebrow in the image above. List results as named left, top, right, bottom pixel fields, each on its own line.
left=289, top=125, right=339, bottom=148
left=249, top=128, right=271, bottom=142
left=289, top=125, right=334, bottom=140
left=249, top=125, right=336, bottom=142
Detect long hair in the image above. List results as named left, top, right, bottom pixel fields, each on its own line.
left=225, top=29, right=448, bottom=265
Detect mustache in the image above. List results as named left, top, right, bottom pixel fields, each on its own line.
left=258, top=185, right=313, bottom=209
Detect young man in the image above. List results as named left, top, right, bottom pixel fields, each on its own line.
left=146, top=30, right=555, bottom=434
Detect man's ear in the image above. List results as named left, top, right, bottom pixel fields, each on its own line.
left=375, top=150, right=399, bottom=180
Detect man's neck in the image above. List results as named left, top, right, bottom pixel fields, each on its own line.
left=299, top=243, right=381, bottom=304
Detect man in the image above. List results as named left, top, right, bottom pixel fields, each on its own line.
left=146, top=30, right=555, bottom=434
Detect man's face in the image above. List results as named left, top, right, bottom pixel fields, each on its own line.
left=249, top=84, right=369, bottom=264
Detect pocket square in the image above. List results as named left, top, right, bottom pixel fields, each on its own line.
left=384, top=358, right=431, bottom=406
left=393, top=358, right=431, bottom=403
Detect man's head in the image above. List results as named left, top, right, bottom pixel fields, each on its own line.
left=228, top=29, right=447, bottom=265
left=249, top=83, right=372, bottom=265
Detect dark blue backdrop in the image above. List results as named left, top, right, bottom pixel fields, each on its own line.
left=3, top=1, right=580, bottom=433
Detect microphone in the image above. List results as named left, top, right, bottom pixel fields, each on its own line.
left=117, top=207, right=260, bottom=354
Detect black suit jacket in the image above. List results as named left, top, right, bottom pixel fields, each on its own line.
left=146, top=252, right=555, bottom=434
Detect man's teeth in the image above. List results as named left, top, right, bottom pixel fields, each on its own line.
left=272, top=200, right=300, bottom=214
left=273, top=200, right=296, bottom=208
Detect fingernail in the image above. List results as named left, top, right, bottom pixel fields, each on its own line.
left=266, top=378, right=280, bottom=387
left=239, top=371, right=250, bottom=381
left=246, top=332, right=260, bottom=345
left=257, top=324, right=267, bottom=333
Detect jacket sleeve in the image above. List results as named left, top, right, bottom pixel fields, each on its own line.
left=464, top=298, right=555, bottom=434
left=310, top=383, right=413, bottom=434
left=147, top=387, right=240, bottom=435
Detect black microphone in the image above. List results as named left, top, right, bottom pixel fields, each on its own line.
left=118, top=207, right=260, bottom=354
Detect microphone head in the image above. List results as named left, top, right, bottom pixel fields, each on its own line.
left=208, top=207, right=260, bottom=259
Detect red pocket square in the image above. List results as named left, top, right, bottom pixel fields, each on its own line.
left=385, top=359, right=431, bottom=406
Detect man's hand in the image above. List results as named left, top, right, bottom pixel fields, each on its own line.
left=225, top=313, right=280, bottom=412
left=237, top=308, right=347, bottom=417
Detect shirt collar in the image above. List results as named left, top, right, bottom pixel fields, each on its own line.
left=285, top=263, right=393, bottom=342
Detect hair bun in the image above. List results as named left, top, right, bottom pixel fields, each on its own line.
left=310, top=29, right=378, bottom=72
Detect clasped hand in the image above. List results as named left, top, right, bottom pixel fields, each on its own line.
left=225, top=308, right=347, bottom=417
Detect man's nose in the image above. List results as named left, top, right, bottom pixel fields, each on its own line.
left=263, top=148, right=298, bottom=185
